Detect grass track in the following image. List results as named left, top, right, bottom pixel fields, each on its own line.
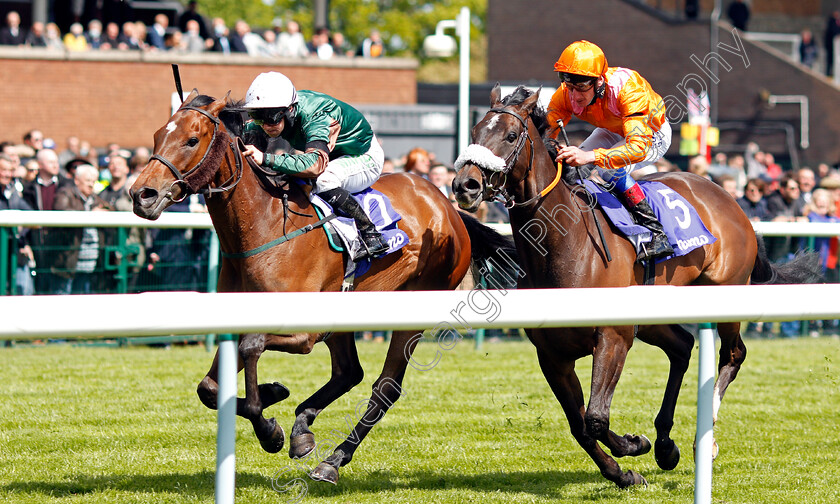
left=1, top=337, right=839, bottom=503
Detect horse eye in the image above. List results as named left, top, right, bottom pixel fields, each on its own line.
left=506, top=132, right=518, bottom=142
left=187, top=137, right=199, bottom=147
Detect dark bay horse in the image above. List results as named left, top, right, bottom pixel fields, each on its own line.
left=452, top=85, right=820, bottom=487
left=130, top=90, right=514, bottom=484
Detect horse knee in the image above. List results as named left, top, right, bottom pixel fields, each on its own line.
left=239, top=333, right=266, bottom=360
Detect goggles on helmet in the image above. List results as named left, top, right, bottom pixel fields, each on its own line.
left=248, top=108, right=287, bottom=126
left=558, top=72, right=596, bottom=92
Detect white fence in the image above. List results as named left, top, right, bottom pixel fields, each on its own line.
left=3, top=212, right=840, bottom=504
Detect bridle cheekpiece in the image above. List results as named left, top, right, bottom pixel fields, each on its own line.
left=453, top=107, right=535, bottom=208
left=149, top=105, right=242, bottom=202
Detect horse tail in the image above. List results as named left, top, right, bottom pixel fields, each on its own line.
left=458, top=212, right=521, bottom=287
left=750, top=235, right=824, bottom=285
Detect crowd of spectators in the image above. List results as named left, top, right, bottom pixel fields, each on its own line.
left=694, top=143, right=840, bottom=337
left=0, top=129, right=214, bottom=297
left=0, top=4, right=386, bottom=60
left=1, top=128, right=484, bottom=298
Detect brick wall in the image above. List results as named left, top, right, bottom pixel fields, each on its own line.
left=632, top=0, right=824, bottom=16
left=488, top=0, right=840, bottom=166
left=0, top=49, right=417, bottom=151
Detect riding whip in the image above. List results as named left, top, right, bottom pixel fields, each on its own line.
left=172, top=64, right=184, bottom=103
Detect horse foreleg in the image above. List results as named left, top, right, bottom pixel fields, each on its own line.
left=196, top=340, right=289, bottom=412
left=586, top=327, right=651, bottom=461
left=533, top=340, right=647, bottom=488
left=635, top=323, right=694, bottom=470
left=289, top=332, right=364, bottom=460
left=309, top=329, right=416, bottom=485
left=240, top=332, right=286, bottom=454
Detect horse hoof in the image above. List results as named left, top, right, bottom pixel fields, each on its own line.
left=636, top=434, right=652, bottom=456
left=258, top=418, right=286, bottom=454
left=260, top=382, right=290, bottom=408
left=618, top=470, right=648, bottom=489
left=655, top=439, right=680, bottom=471
left=612, top=434, right=651, bottom=458
left=290, top=433, right=316, bottom=459
left=310, top=462, right=339, bottom=485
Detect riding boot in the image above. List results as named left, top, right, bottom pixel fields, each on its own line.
left=320, top=187, right=389, bottom=260
left=622, top=184, right=674, bottom=262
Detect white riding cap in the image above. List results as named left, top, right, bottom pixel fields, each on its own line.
left=244, top=72, right=298, bottom=109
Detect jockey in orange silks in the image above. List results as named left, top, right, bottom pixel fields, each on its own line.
left=547, top=40, right=674, bottom=262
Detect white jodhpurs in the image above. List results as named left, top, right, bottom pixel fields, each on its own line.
left=314, top=135, right=385, bottom=194
left=579, top=120, right=672, bottom=181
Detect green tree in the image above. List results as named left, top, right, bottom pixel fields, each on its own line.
left=188, top=0, right=486, bottom=82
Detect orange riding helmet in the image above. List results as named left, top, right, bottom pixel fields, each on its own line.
left=553, top=40, right=608, bottom=79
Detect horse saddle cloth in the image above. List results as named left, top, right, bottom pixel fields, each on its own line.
left=581, top=179, right=717, bottom=262
left=310, top=187, right=409, bottom=276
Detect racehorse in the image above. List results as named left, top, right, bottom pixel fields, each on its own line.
left=130, top=90, right=515, bottom=484
left=451, top=84, right=820, bottom=488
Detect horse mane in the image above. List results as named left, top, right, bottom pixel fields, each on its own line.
left=184, top=94, right=247, bottom=139
left=501, top=85, right=561, bottom=160
left=501, top=85, right=550, bottom=137
left=178, top=94, right=248, bottom=192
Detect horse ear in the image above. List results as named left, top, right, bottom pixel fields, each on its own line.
left=181, top=89, right=200, bottom=107
left=520, top=86, right=542, bottom=114
left=207, top=95, right=227, bottom=116
left=490, top=82, right=502, bottom=107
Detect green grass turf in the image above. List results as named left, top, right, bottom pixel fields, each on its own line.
left=1, top=337, right=838, bottom=503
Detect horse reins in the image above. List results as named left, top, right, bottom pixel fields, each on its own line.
left=475, top=107, right=611, bottom=262
left=149, top=105, right=244, bottom=202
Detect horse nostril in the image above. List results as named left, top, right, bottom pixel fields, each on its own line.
left=136, top=187, right=159, bottom=205
left=464, top=178, right=482, bottom=193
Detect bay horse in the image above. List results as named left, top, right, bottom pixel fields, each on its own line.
left=452, top=85, right=820, bottom=488
left=130, top=90, right=514, bottom=484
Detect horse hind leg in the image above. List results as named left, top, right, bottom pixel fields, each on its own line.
left=635, top=323, right=694, bottom=470
left=705, top=321, right=747, bottom=459
left=309, top=329, right=417, bottom=485
left=289, top=332, right=364, bottom=460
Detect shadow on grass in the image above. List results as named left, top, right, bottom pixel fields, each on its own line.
left=2, top=467, right=691, bottom=500
left=301, top=468, right=603, bottom=499
left=1, top=470, right=269, bottom=498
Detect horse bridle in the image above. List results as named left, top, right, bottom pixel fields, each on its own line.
left=150, top=105, right=243, bottom=202
left=481, top=108, right=536, bottom=208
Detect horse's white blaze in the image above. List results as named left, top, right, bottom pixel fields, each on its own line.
left=486, top=114, right=500, bottom=130
left=166, top=122, right=177, bottom=134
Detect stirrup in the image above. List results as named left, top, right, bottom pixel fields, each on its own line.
left=636, top=234, right=673, bottom=262
left=353, top=231, right=389, bottom=261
